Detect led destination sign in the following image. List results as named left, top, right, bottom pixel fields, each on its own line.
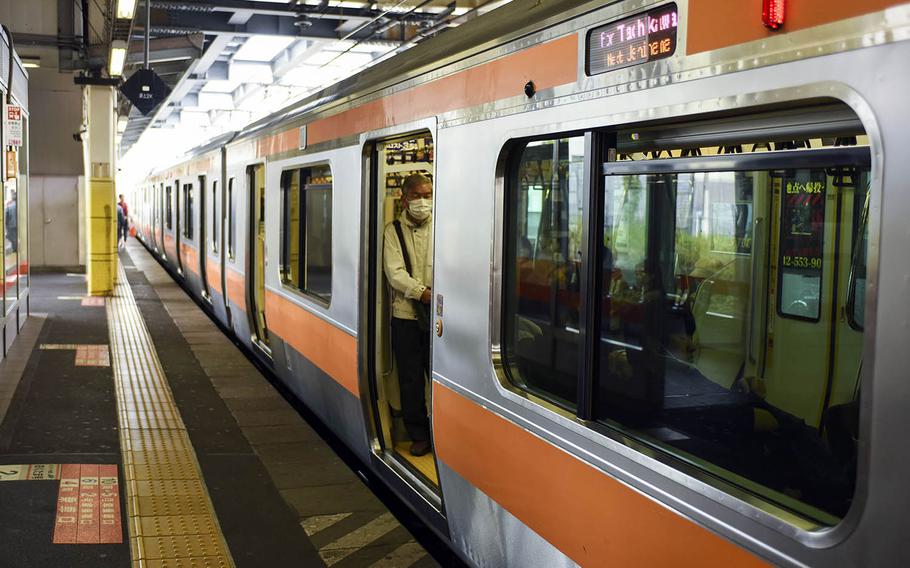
left=586, top=3, right=678, bottom=76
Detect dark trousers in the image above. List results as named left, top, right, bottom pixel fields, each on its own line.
left=391, top=317, right=430, bottom=442
left=119, top=219, right=128, bottom=242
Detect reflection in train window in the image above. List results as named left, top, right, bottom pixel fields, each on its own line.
left=280, top=164, right=333, bottom=302
left=502, top=137, right=585, bottom=409
left=596, top=162, right=869, bottom=523
left=501, top=121, right=872, bottom=526
left=848, top=188, right=869, bottom=330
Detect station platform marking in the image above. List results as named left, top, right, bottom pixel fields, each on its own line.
left=75, top=345, right=111, bottom=367
left=107, top=264, right=235, bottom=567
left=0, top=463, right=62, bottom=481
left=53, top=463, right=123, bottom=544
left=303, top=512, right=412, bottom=567
left=38, top=343, right=111, bottom=367
left=55, top=295, right=106, bottom=307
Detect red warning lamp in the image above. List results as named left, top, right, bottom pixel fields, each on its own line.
left=762, top=0, right=786, bottom=30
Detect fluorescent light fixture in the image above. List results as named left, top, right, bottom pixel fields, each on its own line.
left=21, top=57, right=40, bottom=69
left=117, top=116, right=128, bottom=133
left=116, top=0, right=137, bottom=19
left=109, top=41, right=127, bottom=76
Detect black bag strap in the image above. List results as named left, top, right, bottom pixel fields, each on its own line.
left=393, top=220, right=414, bottom=277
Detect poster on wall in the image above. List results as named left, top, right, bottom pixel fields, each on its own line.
left=4, top=104, right=22, bottom=147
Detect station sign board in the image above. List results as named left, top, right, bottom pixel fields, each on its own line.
left=586, top=3, right=679, bottom=76
left=120, top=68, right=171, bottom=116
left=4, top=104, right=23, bottom=147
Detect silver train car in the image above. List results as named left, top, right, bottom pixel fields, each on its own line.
left=131, top=0, right=910, bottom=565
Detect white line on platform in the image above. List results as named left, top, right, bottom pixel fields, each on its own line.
left=367, top=541, right=427, bottom=567
left=319, top=512, right=400, bottom=566
left=301, top=513, right=352, bottom=537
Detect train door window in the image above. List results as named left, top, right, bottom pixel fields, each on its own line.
left=368, top=131, right=439, bottom=489
left=280, top=164, right=333, bottom=303
left=228, top=178, right=235, bottom=260
left=502, top=136, right=586, bottom=409
left=184, top=183, right=195, bottom=239
left=198, top=175, right=210, bottom=301
left=212, top=181, right=219, bottom=253
left=177, top=179, right=185, bottom=270
left=165, top=186, right=173, bottom=229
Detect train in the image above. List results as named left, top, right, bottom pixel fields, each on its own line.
left=1, top=26, right=31, bottom=361
left=129, top=1, right=910, bottom=565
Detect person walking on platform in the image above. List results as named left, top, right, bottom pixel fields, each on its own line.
left=118, top=194, right=129, bottom=248
left=116, top=202, right=125, bottom=250
left=383, top=173, right=434, bottom=457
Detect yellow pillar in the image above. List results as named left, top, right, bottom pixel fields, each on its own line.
left=87, top=177, right=116, bottom=295
left=82, top=86, right=117, bottom=295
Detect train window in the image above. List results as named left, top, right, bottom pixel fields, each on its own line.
left=502, top=137, right=586, bottom=409
left=502, top=112, right=872, bottom=527
left=595, top=148, right=870, bottom=524
left=166, top=186, right=173, bottom=229
left=227, top=178, right=235, bottom=260
left=212, top=181, right=219, bottom=253
left=184, top=183, right=195, bottom=239
left=847, top=188, right=869, bottom=330
left=280, top=164, right=333, bottom=303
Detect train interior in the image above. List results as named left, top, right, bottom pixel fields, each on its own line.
left=370, top=131, right=440, bottom=489
left=249, top=164, right=271, bottom=353
left=503, top=102, right=868, bottom=525
left=279, top=163, right=334, bottom=303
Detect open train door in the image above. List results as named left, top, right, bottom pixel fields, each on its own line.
left=247, top=163, right=271, bottom=355
left=361, top=121, right=447, bottom=535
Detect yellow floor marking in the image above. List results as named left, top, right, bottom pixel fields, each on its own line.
left=108, top=265, right=235, bottom=568
left=393, top=443, right=439, bottom=485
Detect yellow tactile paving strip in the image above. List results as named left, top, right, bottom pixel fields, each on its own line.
left=107, top=265, right=235, bottom=568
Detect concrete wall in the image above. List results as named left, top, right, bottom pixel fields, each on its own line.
left=4, top=0, right=86, bottom=267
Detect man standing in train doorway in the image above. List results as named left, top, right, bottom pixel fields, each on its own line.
left=383, top=173, right=434, bottom=457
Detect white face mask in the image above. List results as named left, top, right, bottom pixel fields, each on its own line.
left=408, top=198, right=432, bottom=220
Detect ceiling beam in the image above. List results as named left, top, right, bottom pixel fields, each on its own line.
left=150, top=0, right=439, bottom=23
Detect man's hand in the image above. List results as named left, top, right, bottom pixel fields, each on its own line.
left=420, top=288, right=432, bottom=304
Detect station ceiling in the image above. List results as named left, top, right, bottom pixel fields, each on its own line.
left=117, top=0, right=511, bottom=158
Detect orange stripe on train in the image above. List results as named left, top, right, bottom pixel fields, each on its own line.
left=264, top=291, right=359, bottom=398
left=225, top=266, right=245, bottom=309
left=433, top=384, right=769, bottom=568
left=206, top=261, right=223, bottom=295
left=687, top=0, right=905, bottom=54
left=180, top=243, right=199, bottom=277
left=257, top=35, right=578, bottom=157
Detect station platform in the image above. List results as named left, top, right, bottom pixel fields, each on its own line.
left=0, top=240, right=450, bottom=568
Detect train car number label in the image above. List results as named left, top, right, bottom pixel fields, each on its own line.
left=586, top=3, right=678, bottom=76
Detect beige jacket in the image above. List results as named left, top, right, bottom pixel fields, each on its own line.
left=383, top=211, right=433, bottom=320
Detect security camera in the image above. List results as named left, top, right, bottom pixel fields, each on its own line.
left=73, top=127, right=87, bottom=143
